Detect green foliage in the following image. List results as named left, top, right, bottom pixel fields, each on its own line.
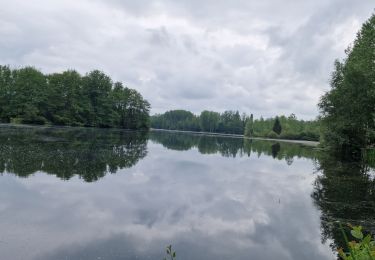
left=319, top=13, right=375, bottom=152
left=244, top=114, right=254, bottom=137
left=272, top=116, right=282, bottom=135
left=199, top=110, right=220, bottom=132
left=151, top=110, right=200, bottom=131
left=0, top=65, right=150, bottom=130
left=253, top=114, right=320, bottom=141
left=151, top=111, right=320, bottom=141
left=151, top=110, right=244, bottom=134
left=163, top=245, right=176, bottom=260
left=267, top=131, right=279, bottom=139
left=218, top=110, right=243, bottom=134
left=338, top=224, right=375, bottom=260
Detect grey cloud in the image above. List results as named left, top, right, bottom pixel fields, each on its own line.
left=0, top=0, right=373, bottom=118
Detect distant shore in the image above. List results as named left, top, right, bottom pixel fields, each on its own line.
left=150, top=128, right=319, bottom=146
left=0, top=124, right=319, bottom=146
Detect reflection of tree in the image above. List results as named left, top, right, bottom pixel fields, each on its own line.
left=312, top=154, right=375, bottom=252
left=150, top=131, right=317, bottom=163
left=271, top=143, right=281, bottom=158
left=0, top=126, right=148, bottom=182
left=198, top=136, right=219, bottom=155
left=149, top=132, right=197, bottom=151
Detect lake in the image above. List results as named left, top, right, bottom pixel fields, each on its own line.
left=0, top=125, right=374, bottom=260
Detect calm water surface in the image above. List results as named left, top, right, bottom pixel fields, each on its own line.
left=0, top=125, right=374, bottom=260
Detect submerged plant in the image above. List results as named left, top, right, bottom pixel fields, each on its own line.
left=338, top=224, right=375, bottom=260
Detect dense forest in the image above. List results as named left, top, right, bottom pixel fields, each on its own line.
left=319, top=13, right=375, bottom=153
left=0, top=66, right=150, bottom=129
left=151, top=110, right=320, bottom=141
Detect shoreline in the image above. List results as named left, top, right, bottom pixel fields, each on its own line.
left=0, top=124, right=319, bottom=146
left=150, top=128, right=320, bottom=146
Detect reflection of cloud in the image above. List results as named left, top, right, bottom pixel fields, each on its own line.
left=0, top=0, right=373, bottom=118
left=0, top=142, right=334, bottom=259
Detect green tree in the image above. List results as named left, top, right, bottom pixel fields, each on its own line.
left=11, top=67, right=48, bottom=124
left=319, top=13, right=375, bottom=153
left=0, top=66, right=150, bottom=130
left=45, top=70, right=83, bottom=125
left=244, top=114, right=254, bottom=137
left=0, top=65, right=14, bottom=122
left=81, top=70, right=114, bottom=127
left=272, top=116, right=282, bottom=135
left=200, top=110, right=220, bottom=132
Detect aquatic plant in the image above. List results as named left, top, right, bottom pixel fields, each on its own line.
left=338, top=224, right=375, bottom=260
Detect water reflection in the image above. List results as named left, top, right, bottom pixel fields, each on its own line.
left=312, top=154, right=375, bottom=253
left=1, top=126, right=373, bottom=260
left=0, top=125, right=148, bottom=182
left=0, top=127, right=318, bottom=183
left=0, top=126, right=332, bottom=260
left=149, top=131, right=317, bottom=163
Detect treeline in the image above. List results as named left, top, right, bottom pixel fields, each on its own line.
left=0, top=65, right=150, bottom=129
left=248, top=114, right=320, bottom=141
left=319, top=13, right=375, bottom=153
left=151, top=110, right=320, bottom=141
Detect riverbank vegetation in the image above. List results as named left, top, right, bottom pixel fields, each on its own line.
left=151, top=110, right=320, bottom=141
left=318, top=14, right=375, bottom=154
left=0, top=66, right=150, bottom=129
left=338, top=225, right=375, bottom=260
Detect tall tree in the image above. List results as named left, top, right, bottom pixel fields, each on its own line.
left=0, top=65, right=14, bottom=122
left=200, top=111, right=220, bottom=132
left=244, top=114, right=254, bottom=137
left=0, top=66, right=150, bottom=130
left=11, top=67, right=48, bottom=124
left=319, top=13, right=375, bottom=152
left=272, top=116, right=282, bottom=135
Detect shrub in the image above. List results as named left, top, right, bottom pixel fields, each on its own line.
left=267, top=131, right=279, bottom=139
left=338, top=224, right=375, bottom=260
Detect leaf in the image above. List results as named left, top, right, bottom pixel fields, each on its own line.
left=351, top=227, right=364, bottom=240
left=363, top=234, right=372, bottom=245
left=166, top=245, right=172, bottom=254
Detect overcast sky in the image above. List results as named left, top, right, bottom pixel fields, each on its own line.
left=0, top=1, right=373, bottom=119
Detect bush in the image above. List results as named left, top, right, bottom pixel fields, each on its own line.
left=52, top=115, right=70, bottom=125
left=11, top=116, right=46, bottom=125
left=267, top=131, right=279, bottom=139
left=10, top=117, right=24, bottom=124
left=21, top=115, right=47, bottom=125
left=338, top=224, right=375, bottom=260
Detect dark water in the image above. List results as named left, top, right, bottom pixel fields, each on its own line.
left=0, top=125, right=374, bottom=260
